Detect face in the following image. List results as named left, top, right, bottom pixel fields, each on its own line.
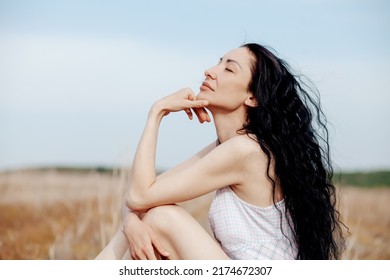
left=197, top=47, right=255, bottom=112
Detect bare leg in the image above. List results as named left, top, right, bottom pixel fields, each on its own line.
left=142, top=205, right=230, bottom=260
left=95, top=205, right=229, bottom=260
left=95, top=228, right=130, bottom=260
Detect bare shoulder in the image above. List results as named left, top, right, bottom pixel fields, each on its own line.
left=220, top=134, right=260, bottom=157
left=223, top=134, right=271, bottom=170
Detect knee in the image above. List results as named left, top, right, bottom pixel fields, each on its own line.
left=142, top=205, right=183, bottom=234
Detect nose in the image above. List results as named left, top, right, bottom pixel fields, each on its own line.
left=204, top=67, right=216, bottom=79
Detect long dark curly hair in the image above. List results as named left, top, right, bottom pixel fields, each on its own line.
left=241, top=43, right=345, bottom=259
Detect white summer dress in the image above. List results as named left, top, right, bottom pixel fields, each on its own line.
left=208, top=186, right=298, bottom=259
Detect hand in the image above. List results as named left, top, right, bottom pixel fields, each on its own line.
left=122, top=212, right=169, bottom=260
left=153, top=88, right=211, bottom=123
left=186, top=90, right=211, bottom=123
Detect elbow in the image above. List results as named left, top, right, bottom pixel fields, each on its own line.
left=126, top=189, right=149, bottom=212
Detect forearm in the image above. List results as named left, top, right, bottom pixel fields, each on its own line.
left=127, top=104, right=165, bottom=210
left=125, top=88, right=210, bottom=210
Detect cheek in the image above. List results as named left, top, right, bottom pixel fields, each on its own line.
left=223, top=82, right=249, bottom=99
left=210, top=89, right=248, bottom=111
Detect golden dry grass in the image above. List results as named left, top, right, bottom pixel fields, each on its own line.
left=338, top=186, right=390, bottom=259
left=0, top=169, right=389, bottom=259
left=0, top=169, right=125, bottom=259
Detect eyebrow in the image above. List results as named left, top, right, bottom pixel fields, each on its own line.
left=220, top=57, right=242, bottom=69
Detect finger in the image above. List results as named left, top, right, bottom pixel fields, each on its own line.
left=151, top=237, right=170, bottom=257
left=199, top=108, right=210, bottom=122
left=144, top=248, right=158, bottom=260
left=184, top=99, right=209, bottom=109
left=129, top=244, right=137, bottom=260
left=196, top=100, right=209, bottom=108
left=190, top=95, right=209, bottom=123
left=194, top=107, right=210, bottom=123
left=131, top=252, right=138, bottom=260
left=204, top=109, right=211, bottom=122
left=154, top=247, right=163, bottom=260
left=184, top=108, right=193, bottom=120
left=131, top=242, right=149, bottom=260
left=147, top=227, right=170, bottom=258
left=193, top=108, right=204, bottom=123
left=184, top=89, right=196, bottom=101
left=131, top=252, right=142, bottom=260
left=137, top=250, right=148, bottom=260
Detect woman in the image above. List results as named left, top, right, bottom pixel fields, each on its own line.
left=96, top=43, right=345, bottom=260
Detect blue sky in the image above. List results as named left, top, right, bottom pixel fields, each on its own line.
left=0, top=0, right=389, bottom=171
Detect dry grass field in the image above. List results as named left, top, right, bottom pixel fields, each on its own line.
left=0, top=169, right=389, bottom=260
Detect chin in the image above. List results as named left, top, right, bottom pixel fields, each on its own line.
left=196, top=91, right=210, bottom=101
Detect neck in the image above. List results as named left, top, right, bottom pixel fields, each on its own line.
left=211, top=108, right=247, bottom=143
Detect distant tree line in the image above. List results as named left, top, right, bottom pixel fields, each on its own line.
left=333, top=170, right=390, bottom=187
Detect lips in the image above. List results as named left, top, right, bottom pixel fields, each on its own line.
left=201, top=81, right=214, bottom=91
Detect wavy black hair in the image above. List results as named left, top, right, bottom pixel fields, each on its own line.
left=241, top=43, right=345, bottom=259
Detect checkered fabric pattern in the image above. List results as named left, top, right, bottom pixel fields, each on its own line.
left=209, top=186, right=298, bottom=260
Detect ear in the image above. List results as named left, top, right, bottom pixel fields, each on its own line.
left=244, top=94, right=258, bottom=108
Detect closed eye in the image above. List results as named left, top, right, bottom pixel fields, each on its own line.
left=225, top=68, right=234, bottom=72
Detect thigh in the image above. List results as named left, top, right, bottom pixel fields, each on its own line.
left=142, top=205, right=230, bottom=260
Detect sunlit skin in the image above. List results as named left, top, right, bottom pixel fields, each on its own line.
left=185, top=48, right=256, bottom=127
left=96, top=47, right=281, bottom=260
left=189, top=47, right=258, bottom=144
left=197, top=47, right=254, bottom=113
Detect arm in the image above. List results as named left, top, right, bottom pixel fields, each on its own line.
left=120, top=193, right=171, bottom=260
left=95, top=197, right=168, bottom=260
left=120, top=89, right=213, bottom=259
left=126, top=89, right=251, bottom=211
left=119, top=141, right=217, bottom=260
left=126, top=88, right=209, bottom=210
left=156, top=140, right=217, bottom=181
